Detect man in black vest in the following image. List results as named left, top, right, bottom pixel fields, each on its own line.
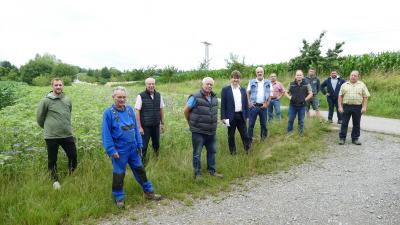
left=285, top=70, right=313, bottom=136
left=135, top=77, right=165, bottom=163
left=184, top=77, right=223, bottom=179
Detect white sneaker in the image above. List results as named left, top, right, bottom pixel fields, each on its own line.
left=53, top=181, right=61, bottom=190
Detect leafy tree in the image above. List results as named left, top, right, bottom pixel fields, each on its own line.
left=101, top=67, right=111, bottom=79
left=52, top=63, right=79, bottom=78
left=20, top=53, right=58, bottom=84
left=225, top=53, right=246, bottom=74
left=289, top=31, right=345, bottom=74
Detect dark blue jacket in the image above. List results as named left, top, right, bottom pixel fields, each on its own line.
left=320, top=77, right=346, bottom=97
left=220, top=85, right=249, bottom=121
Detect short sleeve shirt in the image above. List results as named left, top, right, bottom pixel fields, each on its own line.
left=134, top=94, right=165, bottom=110
left=339, top=81, right=370, bottom=105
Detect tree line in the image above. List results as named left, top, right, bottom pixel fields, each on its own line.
left=1, top=32, right=400, bottom=86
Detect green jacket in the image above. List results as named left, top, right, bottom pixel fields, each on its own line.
left=36, top=91, right=73, bottom=139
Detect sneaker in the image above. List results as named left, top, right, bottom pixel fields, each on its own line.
left=144, top=192, right=162, bottom=201
left=338, top=120, right=342, bottom=124
left=338, top=139, right=345, bottom=145
left=352, top=139, right=362, bottom=145
left=115, top=200, right=125, bottom=209
left=53, top=181, right=61, bottom=190
left=328, top=119, right=333, bottom=123
left=209, top=172, right=224, bottom=178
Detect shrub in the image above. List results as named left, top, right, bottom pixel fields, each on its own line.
left=32, top=75, right=52, bottom=86
left=0, top=81, right=26, bottom=109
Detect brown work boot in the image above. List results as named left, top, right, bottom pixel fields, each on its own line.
left=209, top=172, right=224, bottom=178
left=115, top=200, right=125, bottom=209
left=144, top=192, right=162, bottom=201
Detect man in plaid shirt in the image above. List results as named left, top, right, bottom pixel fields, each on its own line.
left=338, top=70, right=370, bottom=145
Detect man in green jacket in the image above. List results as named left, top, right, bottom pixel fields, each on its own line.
left=36, top=78, right=77, bottom=189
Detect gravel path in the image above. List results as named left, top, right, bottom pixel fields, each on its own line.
left=100, top=128, right=400, bottom=225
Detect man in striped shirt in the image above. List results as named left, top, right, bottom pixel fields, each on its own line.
left=338, top=70, right=370, bottom=145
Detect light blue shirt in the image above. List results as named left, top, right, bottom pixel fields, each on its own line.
left=187, top=95, right=212, bottom=109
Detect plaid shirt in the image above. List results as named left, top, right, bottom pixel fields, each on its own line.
left=339, top=81, right=370, bottom=105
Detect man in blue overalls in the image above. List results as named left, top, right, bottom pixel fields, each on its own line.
left=102, top=86, right=161, bottom=209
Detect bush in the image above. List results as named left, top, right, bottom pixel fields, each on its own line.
left=61, top=76, right=72, bottom=86
left=0, top=81, right=26, bottom=109
left=32, top=75, right=51, bottom=86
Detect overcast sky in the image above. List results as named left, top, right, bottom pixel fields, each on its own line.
left=1, top=0, right=399, bottom=71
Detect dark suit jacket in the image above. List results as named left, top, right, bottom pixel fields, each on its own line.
left=220, top=85, right=249, bottom=121
left=320, top=77, right=346, bottom=97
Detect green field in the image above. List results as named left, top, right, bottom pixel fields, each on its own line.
left=0, top=80, right=332, bottom=225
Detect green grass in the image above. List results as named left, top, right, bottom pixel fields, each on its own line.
left=0, top=81, right=333, bottom=225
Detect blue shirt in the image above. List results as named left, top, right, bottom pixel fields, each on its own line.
left=187, top=95, right=211, bottom=109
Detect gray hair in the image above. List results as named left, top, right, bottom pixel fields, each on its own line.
left=145, top=77, right=155, bottom=84
left=202, top=77, right=214, bottom=85
left=350, top=70, right=359, bottom=76
left=113, top=86, right=127, bottom=95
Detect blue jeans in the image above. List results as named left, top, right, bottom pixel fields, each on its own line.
left=267, top=99, right=281, bottom=123
left=248, top=106, right=268, bottom=141
left=192, top=132, right=216, bottom=176
left=287, top=105, right=306, bottom=135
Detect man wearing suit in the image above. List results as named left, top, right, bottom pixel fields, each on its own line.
left=221, top=70, right=250, bottom=155
left=320, top=70, right=346, bottom=124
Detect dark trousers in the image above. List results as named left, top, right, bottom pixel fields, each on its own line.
left=141, top=125, right=160, bottom=158
left=327, top=96, right=342, bottom=121
left=227, top=112, right=250, bottom=154
left=339, top=104, right=362, bottom=141
left=45, top=136, right=77, bottom=181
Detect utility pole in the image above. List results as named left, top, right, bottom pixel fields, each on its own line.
left=201, top=41, right=212, bottom=70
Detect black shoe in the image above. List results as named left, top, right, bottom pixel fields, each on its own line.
left=338, top=120, right=342, bottom=124
left=338, top=139, right=345, bottom=145
left=352, top=139, right=361, bottom=145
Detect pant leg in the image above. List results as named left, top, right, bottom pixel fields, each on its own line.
left=141, top=126, right=152, bottom=158
left=192, top=132, right=205, bottom=176
left=227, top=116, right=237, bottom=154
left=204, top=134, right=216, bottom=174
left=259, top=107, right=268, bottom=139
left=236, top=114, right=250, bottom=151
left=111, top=152, right=128, bottom=201
left=350, top=105, right=362, bottom=141
left=333, top=97, right=342, bottom=121
left=274, top=100, right=282, bottom=122
left=297, top=106, right=306, bottom=135
left=339, top=105, right=351, bottom=140
left=59, top=136, right=77, bottom=174
left=247, top=107, right=259, bottom=141
left=150, top=125, right=160, bottom=154
left=45, top=139, right=60, bottom=181
left=267, top=101, right=274, bottom=122
left=287, top=105, right=296, bottom=133
left=127, top=149, right=154, bottom=193
left=327, top=96, right=334, bottom=120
